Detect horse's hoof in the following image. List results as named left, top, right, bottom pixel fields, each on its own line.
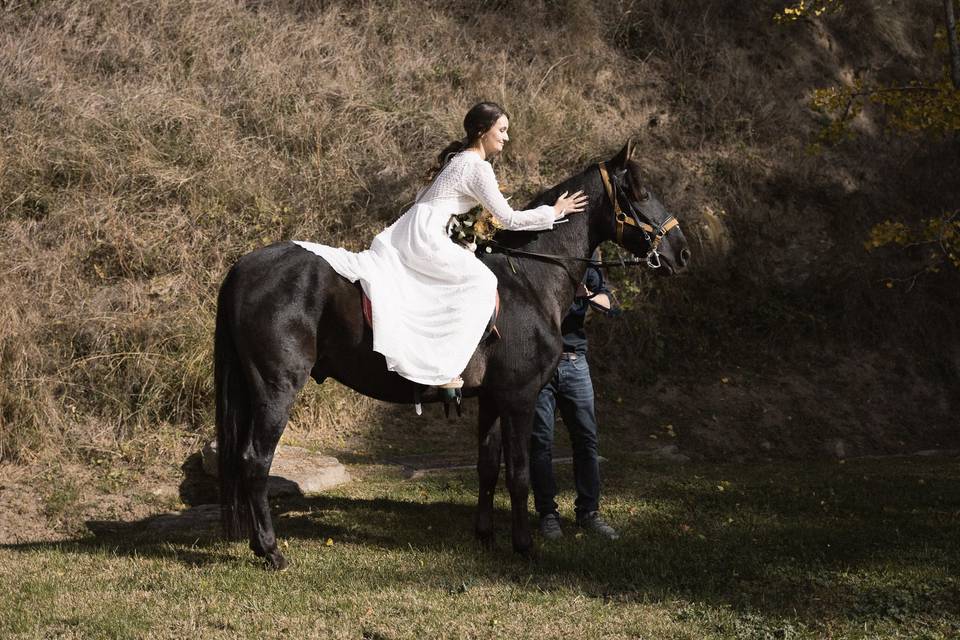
left=515, top=544, right=538, bottom=562
left=512, top=535, right=534, bottom=556
left=264, top=549, right=288, bottom=571
left=475, top=530, right=495, bottom=550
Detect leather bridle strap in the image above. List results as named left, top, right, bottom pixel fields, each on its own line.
left=598, top=161, right=679, bottom=250
left=599, top=161, right=641, bottom=244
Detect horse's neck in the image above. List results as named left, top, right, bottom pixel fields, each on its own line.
left=520, top=169, right=602, bottom=257
left=499, top=170, right=604, bottom=324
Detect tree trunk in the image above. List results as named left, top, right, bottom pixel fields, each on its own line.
left=946, top=0, right=960, bottom=89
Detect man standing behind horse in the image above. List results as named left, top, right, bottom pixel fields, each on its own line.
left=530, top=251, right=620, bottom=541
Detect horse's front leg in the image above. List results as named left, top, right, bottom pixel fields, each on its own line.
left=500, top=404, right=536, bottom=555
left=475, top=393, right=501, bottom=548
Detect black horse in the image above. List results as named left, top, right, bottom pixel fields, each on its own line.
left=215, top=140, right=689, bottom=569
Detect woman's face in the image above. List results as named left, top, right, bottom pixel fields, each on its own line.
left=480, top=115, right=509, bottom=157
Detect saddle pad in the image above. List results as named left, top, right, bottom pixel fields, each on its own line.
left=362, top=291, right=373, bottom=328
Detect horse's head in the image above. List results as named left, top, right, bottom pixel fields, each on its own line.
left=594, top=140, right=690, bottom=274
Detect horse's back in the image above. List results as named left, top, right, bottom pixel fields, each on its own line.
left=225, top=241, right=329, bottom=297
left=219, top=242, right=361, bottom=375
left=217, top=240, right=559, bottom=402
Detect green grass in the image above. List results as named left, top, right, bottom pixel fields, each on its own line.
left=2, top=456, right=958, bottom=639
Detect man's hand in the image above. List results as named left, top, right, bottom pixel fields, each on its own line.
left=576, top=284, right=611, bottom=311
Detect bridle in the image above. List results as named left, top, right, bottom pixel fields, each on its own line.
left=597, top=161, right=680, bottom=269
left=480, top=161, right=682, bottom=277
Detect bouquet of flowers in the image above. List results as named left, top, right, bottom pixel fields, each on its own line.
left=447, top=205, right=502, bottom=252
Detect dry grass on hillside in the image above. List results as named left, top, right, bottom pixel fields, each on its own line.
left=1, top=0, right=957, bottom=464
left=0, top=0, right=674, bottom=462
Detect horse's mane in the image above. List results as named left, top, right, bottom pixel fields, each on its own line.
left=491, top=162, right=600, bottom=250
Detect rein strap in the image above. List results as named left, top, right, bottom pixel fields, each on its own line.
left=483, top=242, right=647, bottom=268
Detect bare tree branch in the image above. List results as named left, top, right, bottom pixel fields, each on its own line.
left=945, top=0, right=960, bottom=89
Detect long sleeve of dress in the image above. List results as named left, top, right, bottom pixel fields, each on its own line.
left=464, top=159, right=556, bottom=231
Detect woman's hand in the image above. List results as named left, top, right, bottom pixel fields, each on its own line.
left=554, top=190, right=588, bottom=219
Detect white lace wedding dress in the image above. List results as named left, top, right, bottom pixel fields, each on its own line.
left=294, top=151, right=556, bottom=386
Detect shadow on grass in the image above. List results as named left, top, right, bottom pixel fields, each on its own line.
left=178, top=451, right=219, bottom=506
left=3, top=458, right=959, bottom=623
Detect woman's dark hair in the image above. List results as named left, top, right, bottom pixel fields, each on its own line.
left=426, top=102, right=508, bottom=180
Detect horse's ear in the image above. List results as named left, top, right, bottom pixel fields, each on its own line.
left=611, top=139, right=634, bottom=169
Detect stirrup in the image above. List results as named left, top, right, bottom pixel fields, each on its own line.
left=438, top=378, right=463, bottom=418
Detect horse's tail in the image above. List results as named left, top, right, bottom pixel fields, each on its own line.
left=214, top=274, right=250, bottom=540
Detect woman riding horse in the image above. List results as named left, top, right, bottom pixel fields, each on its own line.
left=293, top=102, right=587, bottom=390
left=215, top=107, right=689, bottom=569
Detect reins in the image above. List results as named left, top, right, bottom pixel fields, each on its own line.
left=481, top=241, right=647, bottom=269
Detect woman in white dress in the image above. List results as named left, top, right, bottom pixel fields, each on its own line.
left=295, top=102, right=587, bottom=388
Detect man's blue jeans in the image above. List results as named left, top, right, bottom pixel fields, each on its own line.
left=529, top=353, right=601, bottom=518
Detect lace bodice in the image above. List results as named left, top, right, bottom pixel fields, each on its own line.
left=416, top=151, right=556, bottom=232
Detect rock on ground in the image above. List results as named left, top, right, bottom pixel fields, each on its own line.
left=202, top=441, right=350, bottom=497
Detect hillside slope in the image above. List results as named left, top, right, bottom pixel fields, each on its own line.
left=1, top=0, right=957, bottom=465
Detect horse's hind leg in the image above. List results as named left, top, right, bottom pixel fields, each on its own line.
left=475, top=394, right=501, bottom=548
left=241, top=378, right=303, bottom=570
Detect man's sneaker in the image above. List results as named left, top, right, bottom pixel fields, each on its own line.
left=539, top=512, right=563, bottom=540
left=576, top=511, right=620, bottom=540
